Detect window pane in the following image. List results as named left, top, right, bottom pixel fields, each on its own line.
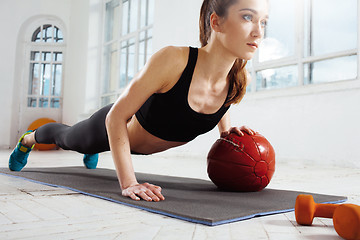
left=52, top=64, right=62, bottom=96
left=42, top=52, right=51, bottom=61
left=140, top=0, right=147, bottom=28
left=103, top=43, right=118, bottom=93
left=146, top=28, right=153, bottom=61
left=53, top=52, right=62, bottom=61
left=259, top=0, right=295, bottom=62
left=256, top=65, right=298, bottom=90
left=128, top=40, right=135, bottom=82
left=105, top=0, right=120, bottom=42
left=146, top=37, right=152, bottom=62
left=27, top=98, right=37, bottom=107
left=31, top=51, right=40, bottom=61
left=138, top=40, right=145, bottom=71
left=120, top=41, right=128, bottom=88
left=304, top=55, right=358, bottom=84
left=54, top=26, right=64, bottom=43
left=29, top=63, right=40, bottom=95
left=41, top=63, right=51, bottom=95
left=120, top=38, right=135, bottom=87
left=138, top=30, right=150, bottom=70
left=42, top=25, right=52, bottom=42
left=122, top=1, right=129, bottom=35
left=309, top=0, right=357, bottom=56
left=39, top=98, right=49, bottom=108
left=129, top=0, right=138, bottom=33
left=101, top=95, right=118, bottom=106
left=32, top=27, right=41, bottom=42
left=148, top=0, right=154, bottom=26
left=50, top=98, right=60, bottom=108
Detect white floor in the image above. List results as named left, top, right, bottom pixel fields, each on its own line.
left=0, top=149, right=359, bottom=240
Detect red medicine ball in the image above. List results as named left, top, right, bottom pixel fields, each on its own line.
left=207, top=132, right=275, bottom=192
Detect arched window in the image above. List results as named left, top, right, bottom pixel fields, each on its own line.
left=27, top=24, right=65, bottom=108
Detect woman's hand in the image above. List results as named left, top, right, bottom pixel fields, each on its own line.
left=220, top=126, right=256, bottom=138
left=122, top=182, right=165, bottom=202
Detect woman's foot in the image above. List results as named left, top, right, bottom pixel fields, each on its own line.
left=9, top=131, right=35, bottom=171
left=83, top=153, right=98, bottom=169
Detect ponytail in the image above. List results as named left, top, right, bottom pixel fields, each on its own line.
left=199, top=0, right=212, bottom=47
left=199, top=0, right=248, bottom=106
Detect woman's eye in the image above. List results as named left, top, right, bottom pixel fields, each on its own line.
left=261, top=20, right=267, bottom=28
left=243, top=14, right=253, bottom=21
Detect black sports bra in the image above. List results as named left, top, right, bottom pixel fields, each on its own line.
left=135, top=47, right=231, bottom=142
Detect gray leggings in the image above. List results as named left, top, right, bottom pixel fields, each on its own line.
left=35, top=104, right=113, bottom=154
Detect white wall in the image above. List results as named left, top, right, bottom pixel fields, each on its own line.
left=152, top=0, right=203, bottom=51
left=62, top=0, right=90, bottom=125
left=82, top=0, right=104, bottom=116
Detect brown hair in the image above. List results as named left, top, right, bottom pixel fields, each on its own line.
left=199, top=0, right=248, bottom=106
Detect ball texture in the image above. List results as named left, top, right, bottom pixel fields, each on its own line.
left=207, top=132, right=275, bottom=192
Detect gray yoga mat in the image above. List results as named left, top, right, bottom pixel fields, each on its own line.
left=0, top=167, right=347, bottom=226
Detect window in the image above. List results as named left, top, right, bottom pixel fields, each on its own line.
left=248, top=0, right=358, bottom=92
left=27, top=25, right=64, bottom=108
left=102, top=0, right=154, bottom=106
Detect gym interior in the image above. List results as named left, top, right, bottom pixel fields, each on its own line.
left=0, top=0, right=359, bottom=239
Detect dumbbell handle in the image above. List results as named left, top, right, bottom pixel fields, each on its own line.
left=295, top=195, right=341, bottom=225
left=314, top=203, right=338, bottom=219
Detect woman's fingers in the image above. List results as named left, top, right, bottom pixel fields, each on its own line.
left=224, top=126, right=256, bottom=137
left=122, top=183, right=165, bottom=202
left=136, top=189, right=154, bottom=201
left=229, top=127, right=244, bottom=136
left=240, top=126, right=256, bottom=135
left=144, top=182, right=165, bottom=201
left=128, top=192, right=141, bottom=201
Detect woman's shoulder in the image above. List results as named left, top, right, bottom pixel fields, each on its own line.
left=141, top=46, right=191, bottom=93
left=153, top=46, right=190, bottom=67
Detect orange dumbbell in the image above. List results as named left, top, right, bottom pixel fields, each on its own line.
left=333, top=204, right=360, bottom=240
left=295, top=194, right=360, bottom=240
left=295, top=194, right=338, bottom=225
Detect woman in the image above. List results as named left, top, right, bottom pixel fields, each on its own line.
left=9, top=0, right=269, bottom=202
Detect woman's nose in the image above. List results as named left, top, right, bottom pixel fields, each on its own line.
left=251, top=22, right=263, bottom=38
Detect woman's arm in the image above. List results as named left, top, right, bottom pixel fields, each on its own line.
left=217, top=110, right=231, bottom=134
left=105, top=46, right=187, bottom=201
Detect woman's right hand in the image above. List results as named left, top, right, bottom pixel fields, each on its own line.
left=122, top=182, right=165, bottom=202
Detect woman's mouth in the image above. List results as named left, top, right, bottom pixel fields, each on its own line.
left=247, top=42, right=258, bottom=49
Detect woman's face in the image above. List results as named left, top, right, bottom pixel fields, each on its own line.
left=215, top=0, right=269, bottom=60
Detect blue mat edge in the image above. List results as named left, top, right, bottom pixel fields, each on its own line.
left=0, top=172, right=348, bottom=226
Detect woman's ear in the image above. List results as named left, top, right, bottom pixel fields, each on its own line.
left=210, top=12, right=223, bottom=32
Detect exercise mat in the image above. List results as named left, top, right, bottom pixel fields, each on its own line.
left=0, top=167, right=347, bottom=226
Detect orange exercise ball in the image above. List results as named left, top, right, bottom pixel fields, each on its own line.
left=27, top=118, right=57, bottom=151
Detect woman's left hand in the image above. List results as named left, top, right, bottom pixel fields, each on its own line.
left=221, top=126, right=256, bottom=138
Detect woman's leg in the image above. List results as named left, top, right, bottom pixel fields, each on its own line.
left=9, top=104, right=114, bottom=171
left=35, top=104, right=113, bottom=154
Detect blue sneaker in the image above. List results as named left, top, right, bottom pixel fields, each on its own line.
left=9, top=131, right=35, bottom=171
left=83, top=153, right=98, bottom=169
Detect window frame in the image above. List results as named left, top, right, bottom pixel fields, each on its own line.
left=100, top=0, right=154, bottom=106
left=247, top=0, right=359, bottom=94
